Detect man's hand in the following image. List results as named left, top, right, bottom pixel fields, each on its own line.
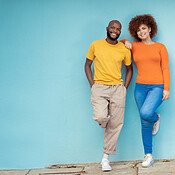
left=90, top=82, right=94, bottom=88
left=162, top=90, right=170, bottom=101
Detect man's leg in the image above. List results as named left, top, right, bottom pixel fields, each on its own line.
left=91, top=84, right=112, bottom=171
left=91, top=84, right=110, bottom=128
left=103, top=85, right=126, bottom=155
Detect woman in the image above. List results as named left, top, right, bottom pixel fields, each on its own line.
left=123, top=14, right=170, bottom=167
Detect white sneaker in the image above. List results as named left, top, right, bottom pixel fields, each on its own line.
left=142, top=154, right=154, bottom=167
left=152, top=113, right=161, bottom=136
left=101, top=159, right=112, bottom=171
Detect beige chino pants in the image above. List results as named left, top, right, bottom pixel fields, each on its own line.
left=91, top=83, right=126, bottom=155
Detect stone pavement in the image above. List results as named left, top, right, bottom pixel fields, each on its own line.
left=0, top=159, right=175, bottom=175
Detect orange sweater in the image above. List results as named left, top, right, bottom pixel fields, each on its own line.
left=121, top=40, right=170, bottom=91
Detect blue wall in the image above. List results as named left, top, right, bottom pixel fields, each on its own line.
left=0, top=0, right=175, bottom=169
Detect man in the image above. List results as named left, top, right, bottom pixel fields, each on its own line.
left=85, top=20, right=133, bottom=171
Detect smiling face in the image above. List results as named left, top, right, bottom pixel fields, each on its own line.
left=137, top=24, right=151, bottom=41
left=106, top=21, right=121, bottom=41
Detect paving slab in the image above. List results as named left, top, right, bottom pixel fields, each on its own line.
left=0, top=170, right=29, bottom=175
left=0, top=159, right=175, bottom=175
left=84, top=161, right=138, bottom=175
left=28, top=161, right=138, bottom=175
left=28, top=165, right=85, bottom=175
left=138, top=159, right=175, bottom=175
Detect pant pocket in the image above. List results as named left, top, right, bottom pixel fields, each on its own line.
left=112, top=85, right=126, bottom=108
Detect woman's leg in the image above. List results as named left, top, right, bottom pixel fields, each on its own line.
left=140, top=87, right=163, bottom=154
left=135, top=84, right=163, bottom=154
left=139, top=87, right=163, bottom=123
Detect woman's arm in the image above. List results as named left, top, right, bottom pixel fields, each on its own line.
left=160, top=44, right=170, bottom=100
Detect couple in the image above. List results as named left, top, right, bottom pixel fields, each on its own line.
left=85, top=14, right=170, bottom=172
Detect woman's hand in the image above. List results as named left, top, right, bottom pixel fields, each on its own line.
left=162, top=90, right=170, bottom=101
left=125, top=41, right=132, bottom=49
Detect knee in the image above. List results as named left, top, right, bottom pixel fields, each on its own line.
left=93, top=115, right=110, bottom=128
left=140, top=109, right=153, bottom=121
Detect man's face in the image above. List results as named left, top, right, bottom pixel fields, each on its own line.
left=106, top=22, right=121, bottom=41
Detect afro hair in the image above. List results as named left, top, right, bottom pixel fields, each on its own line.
left=129, top=14, right=158, bottom=41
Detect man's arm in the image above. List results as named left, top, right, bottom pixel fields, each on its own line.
left=85, top=58, right=94, bottom=87
left=124, top=64, right=133, bottom=89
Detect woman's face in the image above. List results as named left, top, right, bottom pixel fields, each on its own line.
left=137, top=24, right=151, bottom=40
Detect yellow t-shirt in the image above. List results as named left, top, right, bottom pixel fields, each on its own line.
left=86, top=39, right=131, bottom=85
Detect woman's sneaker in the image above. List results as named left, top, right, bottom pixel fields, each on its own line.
left=152, top=113, right=161, bottom=136
left=142, top=154, right=154, bottom=167
left=101, top=159, right=112, bottom=171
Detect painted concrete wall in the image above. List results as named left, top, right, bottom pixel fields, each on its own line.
left=0, top=0, right=174, bottom=169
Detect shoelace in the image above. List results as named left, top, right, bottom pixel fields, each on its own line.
left=102, top=159, right=109, bottom=164
left=154, top=121, right=158, bottom=126
left=144, top=155, right=151, bottom=163
left=153, top=120, right=158, bottom=131
left=144, top=156, right=148, bottom=161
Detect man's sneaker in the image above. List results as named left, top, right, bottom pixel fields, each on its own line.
left=142, top=154, right=154, bottom=167
left=152, top=113, right=161, bottom=136
left=101, top=159, right=112, bottom=171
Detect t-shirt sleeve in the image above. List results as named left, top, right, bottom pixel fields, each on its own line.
left=160, top=44, right=170, bottom=91
left=86, top=42, right=95, bottom=61
left=123, top=49, right=132, bottom=66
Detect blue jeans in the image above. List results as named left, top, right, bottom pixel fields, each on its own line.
left=134, top=83, right=164, bottom=154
